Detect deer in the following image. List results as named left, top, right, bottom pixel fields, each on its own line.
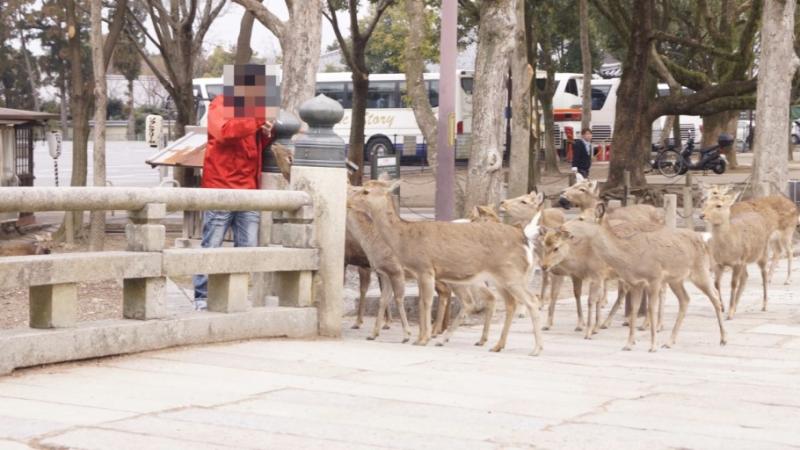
left=587, top=204, right=727, bottom=352
left=702, top=183, right=798, bottom=285
left=347, top=180, right=545, bottom=355
left=700, top=193, right=776, bottom=319
left=0, top=233, right=54, bottom=256
left=346, top=230, right=391, bottom=330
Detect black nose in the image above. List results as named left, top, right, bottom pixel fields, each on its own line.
left=558, top=197, right=572, bottom=209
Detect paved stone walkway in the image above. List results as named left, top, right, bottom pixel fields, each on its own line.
left=1, top=259, right=799, bottom=450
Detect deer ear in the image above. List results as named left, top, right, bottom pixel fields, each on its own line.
left=588, top=180, right=599, bottom=194
left=594, top=202, right=606, bottom=220
left=534, top=192, right=545, bottom=205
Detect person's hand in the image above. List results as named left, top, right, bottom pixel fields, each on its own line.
left=262, top=120, right=274, bottom=136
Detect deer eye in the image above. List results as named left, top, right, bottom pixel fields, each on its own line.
left=716, top=205, right=721, bottom=208
left=554, top=246, right=559, bottom=251
left=579, top=188, right=586, bottom=192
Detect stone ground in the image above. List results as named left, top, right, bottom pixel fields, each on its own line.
left=0, top=257, right=798, bottom=450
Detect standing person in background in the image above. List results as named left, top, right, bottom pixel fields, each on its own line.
left=193, top=64, right=274, bottom=311
left=572, top=127, right=593, bottom=178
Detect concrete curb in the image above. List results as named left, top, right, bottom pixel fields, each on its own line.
left=1, top=307, right=317, bottom=376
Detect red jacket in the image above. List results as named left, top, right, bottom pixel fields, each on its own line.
left=201, top=96, right=273, bottom=189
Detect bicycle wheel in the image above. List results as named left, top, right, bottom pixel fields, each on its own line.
left=656, top=150, right=683, bottom=177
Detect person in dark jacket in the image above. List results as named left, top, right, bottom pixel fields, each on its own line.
left=572, top=128, right=593, bottom=178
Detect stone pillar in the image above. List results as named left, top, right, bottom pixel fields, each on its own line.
left=123, top=203, right=167, bottom=320
left=253, top=110, right=301, bottom=307
left=288, top=94, right=347, bottom=337
left=683, top=173, right=694, bottom=230
left=29, top=283, right=77, bottom=328
left=664, top=194, right=677, bottom=229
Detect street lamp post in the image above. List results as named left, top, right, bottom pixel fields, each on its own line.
left=435, top=0, right=457, bottom=221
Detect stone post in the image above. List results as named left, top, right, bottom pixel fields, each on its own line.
left=253, top=110, right=301, bottom=306
left=287, top=94, right=347, bottom=337
left=683, top=173, right=694, bottom=230
left=664, top=194, right=677, bottom=229
left=123, top=203, right=167, bottom=319
left=29, top=283, right=77, bottom=328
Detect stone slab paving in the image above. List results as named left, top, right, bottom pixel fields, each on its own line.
left=0, top=259, right=799, bottom=449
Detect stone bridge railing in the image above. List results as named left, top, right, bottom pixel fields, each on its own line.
left=0, top=180, right=346, bottom=375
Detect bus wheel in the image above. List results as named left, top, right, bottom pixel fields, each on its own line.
left=365, top=136, right=395, bottom=162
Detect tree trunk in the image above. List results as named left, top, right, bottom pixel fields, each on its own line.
left=17, top=12, right=40, bottom=111
left=525, top=0, right=540, bottom=190
left=404, top=0, right=438, bottom=175
left=280, top=2, right=322, bottom=115
left=126, top=79, right=136, bottom=140
left=59, top=79, right=69, bottom=137
left=702, top=110, right=739, bottom=168
left=541, top=95, right=559, bottom=173
left=464, top=0, right=515, bottom=210
left=89, top=0, right=107, bottom=251
left=605, top=0, right=654, bottom=190
left=579, top=0, right=592, bottom=132
left=235, top=2, right=262, bottom=64
left=65, top=0, right=91, bottom=240
left=348, top=71, right=369, bottom=185
left=752, top=0, right=799, bottom=196
left=509, top=0, right=531, bottom=198
left=658, top=115, right=674, bottom=147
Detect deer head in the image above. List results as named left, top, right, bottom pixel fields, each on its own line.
left=33, top=232, right=53, bottom=255
left=560, top=179, right=599, bottom=210
left=499, top=191, right=544, bottom=224
left=700, top=193, right=735, bottom=225
left=539, top=228, right=574, bottom=271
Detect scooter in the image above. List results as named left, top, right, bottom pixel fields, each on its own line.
left=653, top=133, right=732, bottom=177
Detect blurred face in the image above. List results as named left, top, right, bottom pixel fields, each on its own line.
left=222, top=64, right=278, bottom=120
left=582, top=131, right=593, bottom=141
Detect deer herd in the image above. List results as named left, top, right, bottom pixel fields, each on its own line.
left=344, top=173, right=799, bottom=356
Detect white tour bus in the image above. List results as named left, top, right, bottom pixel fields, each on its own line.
left=193, top=71, right=475, bottom=161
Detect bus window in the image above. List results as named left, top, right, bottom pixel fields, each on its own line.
left=368, top=81, right=398, bottom=108
left=427, top=80, right=439, bottom=107
left=206, top=84, right=223, bottom=100
left=565, top=78, right=579, bottom=96
left=316, top=82, right=349, bottom=107
left=460, top=77, right=473, bottom=95
left=591, top=84, right=611, bottom=110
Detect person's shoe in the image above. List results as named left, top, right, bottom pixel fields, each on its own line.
left=194, top=299, right=208, bottom=311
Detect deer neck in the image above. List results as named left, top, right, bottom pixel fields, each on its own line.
left=579, top=198, right=601, bottom=215
left=366, top=201, right=407, bottom=255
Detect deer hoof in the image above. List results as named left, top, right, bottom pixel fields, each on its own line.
left=720, top=338, right=727, bottom=346
left=648, top=347, right=658, bottom=353
left=761, top=306, right=767, bottom=312
left=490, top=345, right=503, bottom=353
left=661, top=343, right=671, bottom=349
left=622, top=345, right=633, bottom=351
left=382, top=324, right=391, bottom=330
left=402, top=337, right=410, bottom=344
left=351, top=323, right=361, bottom=330
left=413, top=339, right=429, bottom=346
left=542, top=325, right=551, bottom=331
left=574, top=325, right=584, bottom=332
left=366, top=335, right=377, bottom=341
left=529, top=346, right=543, bottom=357
left=599, top=323, right=609, bottom=330
left=435, top=341, right=444, bottom=347
left=474, top=340, right=486, bottom=346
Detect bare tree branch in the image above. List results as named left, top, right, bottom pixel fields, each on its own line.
left=652, top=30, right=734, bottom=58
left=648, top=78, right=757, bottom=119
left=361, top=0, right=394, bottom=43
left=232, top=0, right=287, bottom=40
left=323, top=1, right=354, bottom=68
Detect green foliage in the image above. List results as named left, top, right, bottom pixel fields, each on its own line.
left=364, top=4, right=438, bottom=73
left=107, top=98, right=127, bottom=120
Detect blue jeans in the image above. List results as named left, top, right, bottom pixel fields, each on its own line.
left=193, top=210, right=260, bottom=307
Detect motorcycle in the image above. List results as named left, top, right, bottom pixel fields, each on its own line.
left=652, top=133, right=732, bottom=177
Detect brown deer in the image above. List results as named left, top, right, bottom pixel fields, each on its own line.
left=701, top=193, right=776, bottom=319
left=588, top=205, right=727, bottom=352
left=346, top=231, right=390, bottom=330
left=702, top=183, right=798, bottom=285
left=348, top=180, right=545, bottom=355
left=0, top=233, right=54, bottom=256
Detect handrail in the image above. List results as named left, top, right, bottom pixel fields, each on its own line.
left=0, top=187, right=312, bottom=213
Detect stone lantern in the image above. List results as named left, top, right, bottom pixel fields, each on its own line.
left=293, top=94, right=346, bottom=168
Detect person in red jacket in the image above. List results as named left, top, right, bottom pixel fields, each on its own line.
left=193, top=64, right=275, bottom=310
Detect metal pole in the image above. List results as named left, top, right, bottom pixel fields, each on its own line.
left=434, top=0, right=457, bottom=221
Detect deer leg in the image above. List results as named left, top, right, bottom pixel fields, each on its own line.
left=646, top=282, right=662, bottom=352
left=657, top=285, right=666, bottom=332
left=477, top=286, right=496, bottom=346
left=508, top=283, right=543, bottom=356
left=767, top=238, right=780, bottom=284
left=544, top=274, right=564, bottom=330
left=573, top=277, right=585, bottom=332
left=759, top=258, right=769, bottom=311
left=352, top=267, right=370, bottom=329
left=584, top=280, right=602, bottom=339
left=491, top=288, right=517, bottom=353
left=368, top=274, right=392, bottom=341
left=732, top=266, right=749, bottom=319
left=714, top=265, right=725, bottom=313
left=432, top=283, right=452, bottom=337
left=438, top=285, right=474, bottom=346
left=389, top=272, right=411, bottom=343
left=539, top=271, right=549, bottom=311
left=623, top=286, right=643, bottom=351
left=414, top=274, right=435, bottom=346
left=601, top=284, right=625, bottom=329
left=664, top=281, right=689, bottom=348
left=784, top=231, right=793, bottom=285
left=383, top=302, right=393, bottom=329
left=727, top=265, right=742, bottom=320
left=691, top=270, right=728, bottom=346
